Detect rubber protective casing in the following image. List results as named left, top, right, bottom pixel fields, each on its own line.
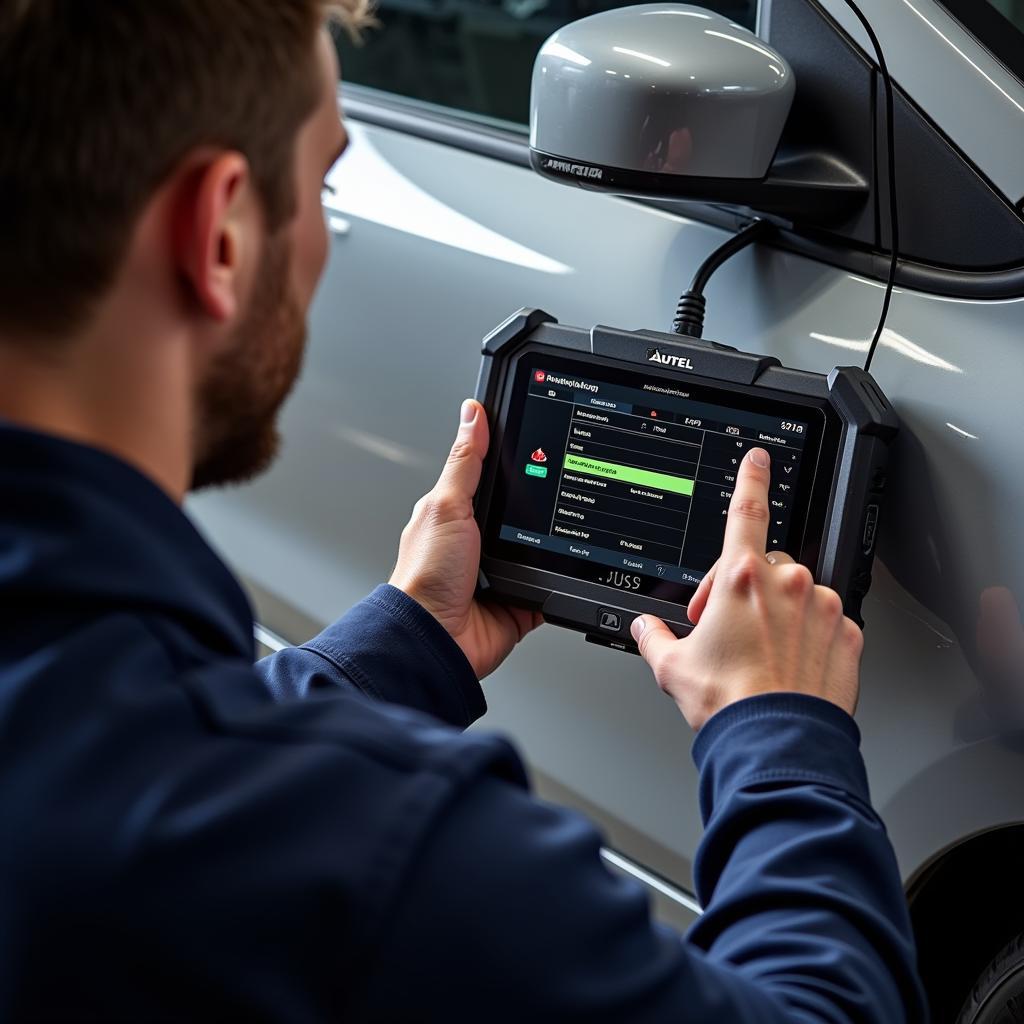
left=474, top=308, right=898, bottom=653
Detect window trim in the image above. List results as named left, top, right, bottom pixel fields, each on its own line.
left=343, top=86, right=530, bottom=168
left=341, top=83, right=1024, bottom=301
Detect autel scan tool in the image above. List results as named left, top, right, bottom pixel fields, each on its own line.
left=473, top=309, right=895, bottom=652
left=472, top=4, right=900, bottom=653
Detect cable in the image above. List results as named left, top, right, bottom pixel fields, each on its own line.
left=673, top=219, right=772, bottom=338
left=842, top=0, right=899, bottom=374
left=672, top=4, right=897, bottom=369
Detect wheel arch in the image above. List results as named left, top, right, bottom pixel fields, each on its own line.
left=908, top=824, right=1024, bottom=1023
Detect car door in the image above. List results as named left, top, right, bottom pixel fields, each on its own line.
left=191, top=0, right=1024, bottom=1002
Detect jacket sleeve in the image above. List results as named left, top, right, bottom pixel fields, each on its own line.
left=358, top=693, right=927, bottom=1024
left=253, top=584, right=486, bottom=729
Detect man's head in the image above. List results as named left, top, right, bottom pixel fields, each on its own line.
left=0, top=1, right=371, bottom=491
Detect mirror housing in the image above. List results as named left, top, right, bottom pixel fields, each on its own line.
left=529, top=4, right=867, bottom=225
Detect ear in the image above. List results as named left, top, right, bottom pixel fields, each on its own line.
left=173, top=152, right=254, bottom=323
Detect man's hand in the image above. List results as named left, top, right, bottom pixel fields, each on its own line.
left=390, top=400, right=543, bottom=679
left=631, top=448, right=863, bottom=730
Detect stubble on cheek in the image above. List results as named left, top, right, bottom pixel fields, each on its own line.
left=190, top=236, right=307, bottom=491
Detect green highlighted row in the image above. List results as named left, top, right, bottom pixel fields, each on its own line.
left=563, top=453, right=694, bottom=496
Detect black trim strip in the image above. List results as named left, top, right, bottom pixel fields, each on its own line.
left=342, top=87, right=529, bottom=169
left=341, top=86, right=1024, bottom=300
left=787, top=235, right=1024, bottom=300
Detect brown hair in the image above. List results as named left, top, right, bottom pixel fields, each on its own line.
left=0, top=0, right=372, bottom=337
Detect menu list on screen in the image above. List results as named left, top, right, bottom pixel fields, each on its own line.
left=496, top=361, right=817, bottom=589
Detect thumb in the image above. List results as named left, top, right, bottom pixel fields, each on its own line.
left=631, top=614, right=678, bottom=673
left=436, top=399, right=488, bottom=500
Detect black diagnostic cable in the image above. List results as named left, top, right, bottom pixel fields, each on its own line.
left=672, top=218, right=772, bottom=339
left=673, top=1, right=898, bottom=373
left=841, top=0, right=899, bottom=375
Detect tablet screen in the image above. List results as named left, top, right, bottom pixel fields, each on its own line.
left=484, top=350, right=833, bottom=603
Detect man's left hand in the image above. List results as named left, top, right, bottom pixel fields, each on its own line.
left=390, top=399, right=543, bottom=679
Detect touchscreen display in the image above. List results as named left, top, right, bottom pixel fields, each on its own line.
left=488, top=352, right=828, bottom=599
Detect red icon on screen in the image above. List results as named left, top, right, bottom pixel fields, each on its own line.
left=530, top=448, right=548, bottom=463
left=534, top=370, right=546, bottom=383
left=650, top=410, right=658, bottom=417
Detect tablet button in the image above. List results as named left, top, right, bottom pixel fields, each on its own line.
left=862, top=504, right=879, bottom=554
left=598, top=609, right=623, bottom=633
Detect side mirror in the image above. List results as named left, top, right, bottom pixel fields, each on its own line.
left=529, top=4, right=867, bottom=225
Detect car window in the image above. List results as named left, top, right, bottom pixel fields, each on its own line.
left=334, top=0, right=759, bottom=130
left=984, top=0, right=1024, bottom=31
left=939, top=0, right=1024, bottom=84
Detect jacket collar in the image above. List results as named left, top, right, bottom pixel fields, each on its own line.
left=0, top=423, right=255, bottom=660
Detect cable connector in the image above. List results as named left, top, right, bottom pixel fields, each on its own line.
left=672, top=291, right=707, bottom=339
left=672, top=219, right=771, bottom=339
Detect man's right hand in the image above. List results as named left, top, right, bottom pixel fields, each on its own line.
left=631, top=447, right=864, bottom=731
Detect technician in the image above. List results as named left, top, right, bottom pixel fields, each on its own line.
left=0, top=2, right=924, bottom=1022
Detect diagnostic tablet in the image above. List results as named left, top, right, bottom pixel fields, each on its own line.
left=474, top=309, right=897, bottom=652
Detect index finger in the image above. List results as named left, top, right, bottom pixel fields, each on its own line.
left=721, top=448, right=772, bottom=560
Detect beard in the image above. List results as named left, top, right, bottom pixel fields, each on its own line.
left=190, top=233, right=306, bottom=491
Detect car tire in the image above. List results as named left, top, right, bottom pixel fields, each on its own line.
left=957, top=933, right=1024, bottom=1023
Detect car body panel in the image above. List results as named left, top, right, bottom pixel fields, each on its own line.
left=191, top=90, right=1024, bottom=895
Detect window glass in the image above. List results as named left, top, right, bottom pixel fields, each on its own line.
left=987, top=0, right=1024, bottom=31
left=334, top=1, right=759, bottom=128
left=939, top=0, right=1024, bottom=82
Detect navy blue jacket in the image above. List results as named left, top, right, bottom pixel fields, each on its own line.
left=0, top=424, right=926, bottom=1022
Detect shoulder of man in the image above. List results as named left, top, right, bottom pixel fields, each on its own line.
left=7, top=609, right=527, bottom=1020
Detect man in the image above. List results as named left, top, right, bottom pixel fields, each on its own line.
left=0, top=2, right=925, bottom=1021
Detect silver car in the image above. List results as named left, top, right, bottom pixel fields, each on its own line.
left=191, top=0, right=1024, bottom=1019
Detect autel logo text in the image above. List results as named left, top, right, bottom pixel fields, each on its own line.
left=543, top=158, right=603, bottom=180
left=647, top=349, right=695, bottom=371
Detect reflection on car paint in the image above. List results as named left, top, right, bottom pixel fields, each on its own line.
left=324, top=128, right=573, bottom=275
left=809, top=329, right=963, bottom=374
